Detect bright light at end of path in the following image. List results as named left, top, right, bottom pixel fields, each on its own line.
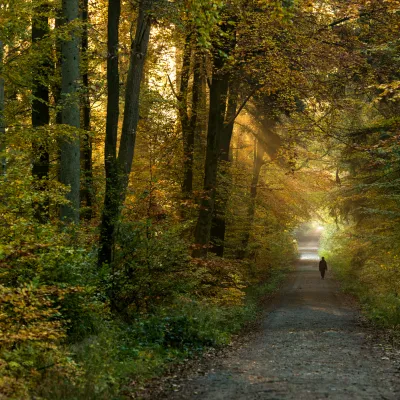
left=316, top=226, right=324, bottom=232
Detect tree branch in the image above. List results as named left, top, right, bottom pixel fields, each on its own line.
left=167, top=74, right=179, bottom=100
left=224, top=85, right=263, bottom=130
left=328, top=11, right=374, bottom=28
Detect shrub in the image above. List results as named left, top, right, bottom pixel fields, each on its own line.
left=0, top=284, right=79, bottom=398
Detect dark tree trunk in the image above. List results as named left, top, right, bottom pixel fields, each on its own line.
left=81, top=0, right=93, bottom=219
left=187, top=50, right=202, bottom=189
left=0, top=40, right=5, bottom=176
left=117, top=0, right=152, bottom=191
left=98, top=0, right=152, bottom=267
left=178, top=33, right=192, bottom=195
left=220, top=84, right=239, bottom=163
left=210, top=83, right=238, bottom=256
left=241, top=139, right=265, bottom=257
left=192, top=52, right=229, bottom=258
left=32, top=6, right=50, bottom=222
left=59, top=0, right=81, bottom=223
left=178, top=35, right=202, bottom=197
left=98, top=0, right=121, bottom=267
left=54, top=14, right=63, bottom=127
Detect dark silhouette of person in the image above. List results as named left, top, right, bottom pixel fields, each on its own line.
left=319, top=257, right=328, bottom=279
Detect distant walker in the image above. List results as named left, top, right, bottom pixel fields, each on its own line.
left=319, top=257, right=328, bottom=280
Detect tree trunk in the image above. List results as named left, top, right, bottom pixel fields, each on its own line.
left=241, top=139, right=265, bottom=257
left=0, top=40, right=5, bottom=176
left=210, top=82, right=238, bottom=256
left=54, top=14, right=63, bottom=126
left=118, top=0, right=152, bottom=185
left=178, top=33, right=193, bottom=195
left=59, top=0, right=81, bottom=223
left=32, top=5, right=50, bottom=223
left=98, top=0, right=152, bottom=267
left=81, top=0, right=93, bottom=219
left=178, top=36, right=202, bottom=197
left=192, top=52, right=229, bottom=258
left=98, top=0, right=121, bottom=267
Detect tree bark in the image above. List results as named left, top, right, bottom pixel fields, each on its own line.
left=240, top=138, right=265, bottom=256
left=98, top=0, right=153, bottom=267
left=210, top=82, right=238, bottom=256
left=178, top=35, right=202, bottom=196
left=178, top=33, right=193, bottom=195
left=98, top=0, right=121, bottom=267
left=81, top=0, right=93, bottom=219
left=59, top=0, right=81, bottom=223
left=192, top=51, right=229, bottom=258
left=0, top=40, right=5, bottom=176
left=32, top=5, right=50, bottom=223
left=118, top=0, right=152, bottom=185
left=54, top=14, right=63, bottom=126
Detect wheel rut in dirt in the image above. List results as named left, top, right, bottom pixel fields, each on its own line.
left=164, top=234, right=400, bottom=399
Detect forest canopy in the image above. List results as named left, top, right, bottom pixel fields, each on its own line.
left=1, top=0, right=400, bottom=397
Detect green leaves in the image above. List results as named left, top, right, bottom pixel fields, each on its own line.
left=180, top=0, right=224, bottom=48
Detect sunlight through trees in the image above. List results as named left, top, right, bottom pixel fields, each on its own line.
left=0, top=0, right=399, bottom=397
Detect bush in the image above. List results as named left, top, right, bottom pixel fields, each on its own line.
left=0, top=284, right=79, bottom=398
left=320, top=223, right=400, bottom=328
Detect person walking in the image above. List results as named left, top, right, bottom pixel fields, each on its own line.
left=319, top=257, right=328, bottom=279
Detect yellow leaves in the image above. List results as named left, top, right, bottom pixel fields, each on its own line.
left=209, top=287, right=246, bottom=306
left=179, top=0, right=224, bottom=48
left=0, top=283, right=69, bottom=347
left=371, top=81, right=400, bottom=103
left=301, top=0, right=316, bottom=12
left=190, top=257, right=247, bottom=306
left=0, top=283, right=79, bottom=398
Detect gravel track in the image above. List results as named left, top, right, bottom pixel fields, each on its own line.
left=163, top=235, right=400, bottom=399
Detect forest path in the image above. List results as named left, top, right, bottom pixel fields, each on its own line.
left=163, top=234, right=400, bottom=399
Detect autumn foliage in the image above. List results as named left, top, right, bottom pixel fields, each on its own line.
left=0, top=0, right=399, bottom=398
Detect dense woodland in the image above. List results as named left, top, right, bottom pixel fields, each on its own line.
left=1, top=0, right=400, bottom=398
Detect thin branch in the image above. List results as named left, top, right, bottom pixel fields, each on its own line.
left=326, top=11, right=373, bottom=29
left=328, top=16, right=354, bottom=27
left=167, top=74, right=179, bottom=100
left=224, top=85, right=263, bottom=130
left=325, top=9, right=387, bottom=29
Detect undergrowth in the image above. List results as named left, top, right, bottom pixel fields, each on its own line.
left=320, top=224, right=400, bottom=329
left=0, top=184, right=296, bottom=399
left=36, top=266, right=289, bottom=400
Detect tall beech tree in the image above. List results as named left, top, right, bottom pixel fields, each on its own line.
left=81, top=0, right=93, bottom=219
left=210, top=81, right=239, bottom=256
left=98, top=0, right=121, bottom=267
left=59, top=0, right=81, bottom=223
left=193, top=14, right=262, bottom=258
left=192, top=37, right=231, bottom=258
left=32, top=5, right=50, bottom=222
left=241, top=138, right=266, bottom=257
left=0, top=40, right=5, bottom=176
left=176, top=34, right=202, bottom=196
left=98, top=0, right=154, bottom=267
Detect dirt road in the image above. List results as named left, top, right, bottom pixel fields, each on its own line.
left=164, top=235, right=400, bottom=399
